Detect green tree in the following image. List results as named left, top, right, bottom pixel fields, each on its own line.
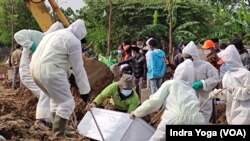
left=0, top=0, right=39, bottom=47
left=64, top=0, right=215, bottom=55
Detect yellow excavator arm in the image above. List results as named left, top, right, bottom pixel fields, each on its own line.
left=23, top=0, right=115, bottom=106
left=24, top=0, right=70, bottom=32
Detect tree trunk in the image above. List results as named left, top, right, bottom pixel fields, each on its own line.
left=166, top=0, right=175, bottom=64
left=168, top=15, right=173, bottom=64
left=11, top=0, right=14, bottom=51
left=107, top=0, right=113, bottom=57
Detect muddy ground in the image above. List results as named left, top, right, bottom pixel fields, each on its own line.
left=0, top=61, right=227, bottom=141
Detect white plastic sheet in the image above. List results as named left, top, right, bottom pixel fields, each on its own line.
left=77, top=108, right=155, bottom=141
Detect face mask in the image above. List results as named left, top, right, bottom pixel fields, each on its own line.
left=204, top=50, right=211, bottom=55
left=117, top=50, right=122, bottom=54
left=138, top=45, right=143, bottom=48
left=223, top=64, right=230, bottom=72
left=120, top=89, right=132, bottom=96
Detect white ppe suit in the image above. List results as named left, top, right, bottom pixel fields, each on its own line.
left=182, top=41, right=219, bottom=123
left=133, top=59, right=205, bottom=141
left=220, top=45, right=250, bottom=124
left=14, top=22, right=63, bottom=120
left=30, top=19, right=90, bottom=120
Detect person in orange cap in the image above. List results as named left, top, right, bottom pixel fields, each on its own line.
left=202, top=39, right=220, bottom=69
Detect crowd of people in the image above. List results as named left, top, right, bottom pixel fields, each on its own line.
left=8, top=18, right=250, bottom=140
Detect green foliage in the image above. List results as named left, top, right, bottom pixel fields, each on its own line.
left=174, top=21, right=200, bottom=42
left=153, top=10, right=158, bottom=25
left=61, top=0, right=250, bottom=55
left=141, top=24, right=168, bottom=42
left=0, top=0, right=39, bottom=47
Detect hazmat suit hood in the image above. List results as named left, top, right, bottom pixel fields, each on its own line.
left=182, top=41, right=200, bottom=60
left=173, top=59, right=195, bottom=85
left=44, top=21, right=64, bottom=35
left=221, top=45, right=244, bottom=70
left=67, top=19, right=87, bottom=40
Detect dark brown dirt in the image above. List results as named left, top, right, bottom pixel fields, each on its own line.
left=0, top=58, right=228, bottom=140
left=0, top=58, right=114, bottom=141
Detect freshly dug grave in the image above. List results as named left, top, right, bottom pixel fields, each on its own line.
left=0, top=58, right=114, bottom=140
left=0, top=58, right=227, bottom=140
left=0, top=87, right=227, bottom=140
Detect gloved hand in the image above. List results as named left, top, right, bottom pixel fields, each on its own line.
left=129, top=112, right=136, bottom=119
left=192, top=80, right=203, bottom=90
left=68, top=73, right=77, bottom=87
left=80, top=94, right=89, bottom=103
left=30, top=42, right=37, bottom=53
left=86, top=103, right=97, bottom=111
left=208, top=89, right=227, bottom=101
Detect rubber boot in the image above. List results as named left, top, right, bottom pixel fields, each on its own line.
left=52, top=115, right=68, bottom=137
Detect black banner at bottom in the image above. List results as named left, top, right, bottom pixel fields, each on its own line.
left=166, top=125, right=250, bottom=140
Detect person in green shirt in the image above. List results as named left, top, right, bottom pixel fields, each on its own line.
left=88, top=74, right=140, bottom=113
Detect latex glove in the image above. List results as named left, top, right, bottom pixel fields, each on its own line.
left=80, top=94, right=89, bottom=103
left=68, top=73, right=77, bottom=87
left=129, top=112, right=136, bottom=119
left=192, top=80, right=203, bottom=90
left=30, top=42, right=37, bottom=53
left=209, top=89, right=227, bottom=101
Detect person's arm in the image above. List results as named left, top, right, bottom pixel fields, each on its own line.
left=93, top=83, right=116, bottom=106
left=231, top=75, right=250, bottom=101
left=242, top=53, right=250, bottom=70
left=69, top=41, right=91, bottom=95
left=201, top=63, right=219, bottom=91
left=15, top=30, right=45, bottom=53
left=142, top=57, right=147, bottom=79
left=232, top=86, right=250, bottom=101
left=124, top=45, right=130, bottom=51
left=133, top=80, right=172, bottom=117
left=14, top=30, right=41, bottom=53
left=118, top=57, right=132, bottom=66
left=11, top=52, right=15, bottom=67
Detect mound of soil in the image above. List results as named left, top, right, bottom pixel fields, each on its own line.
left=0, top=58, right=114, bottom=140
left=0, top=58, right=228, bottom=140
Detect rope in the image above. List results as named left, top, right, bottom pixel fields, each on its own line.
left=200, top=88, right=227, bottom=110
left=149, top=107, right=164, bottom=125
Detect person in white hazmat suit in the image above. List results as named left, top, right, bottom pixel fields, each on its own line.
left=30, top=19, right=91, bottom=138
left=14, top=21, right=64, bottom=130
left=182, top=41, right=219, bottom=123
left=209, top=45, right=250, bottom=124
left=130, top=59, right=205, bottom=141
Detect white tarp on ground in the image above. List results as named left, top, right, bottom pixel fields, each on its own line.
left=77, top=108, right=155, bottom=141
